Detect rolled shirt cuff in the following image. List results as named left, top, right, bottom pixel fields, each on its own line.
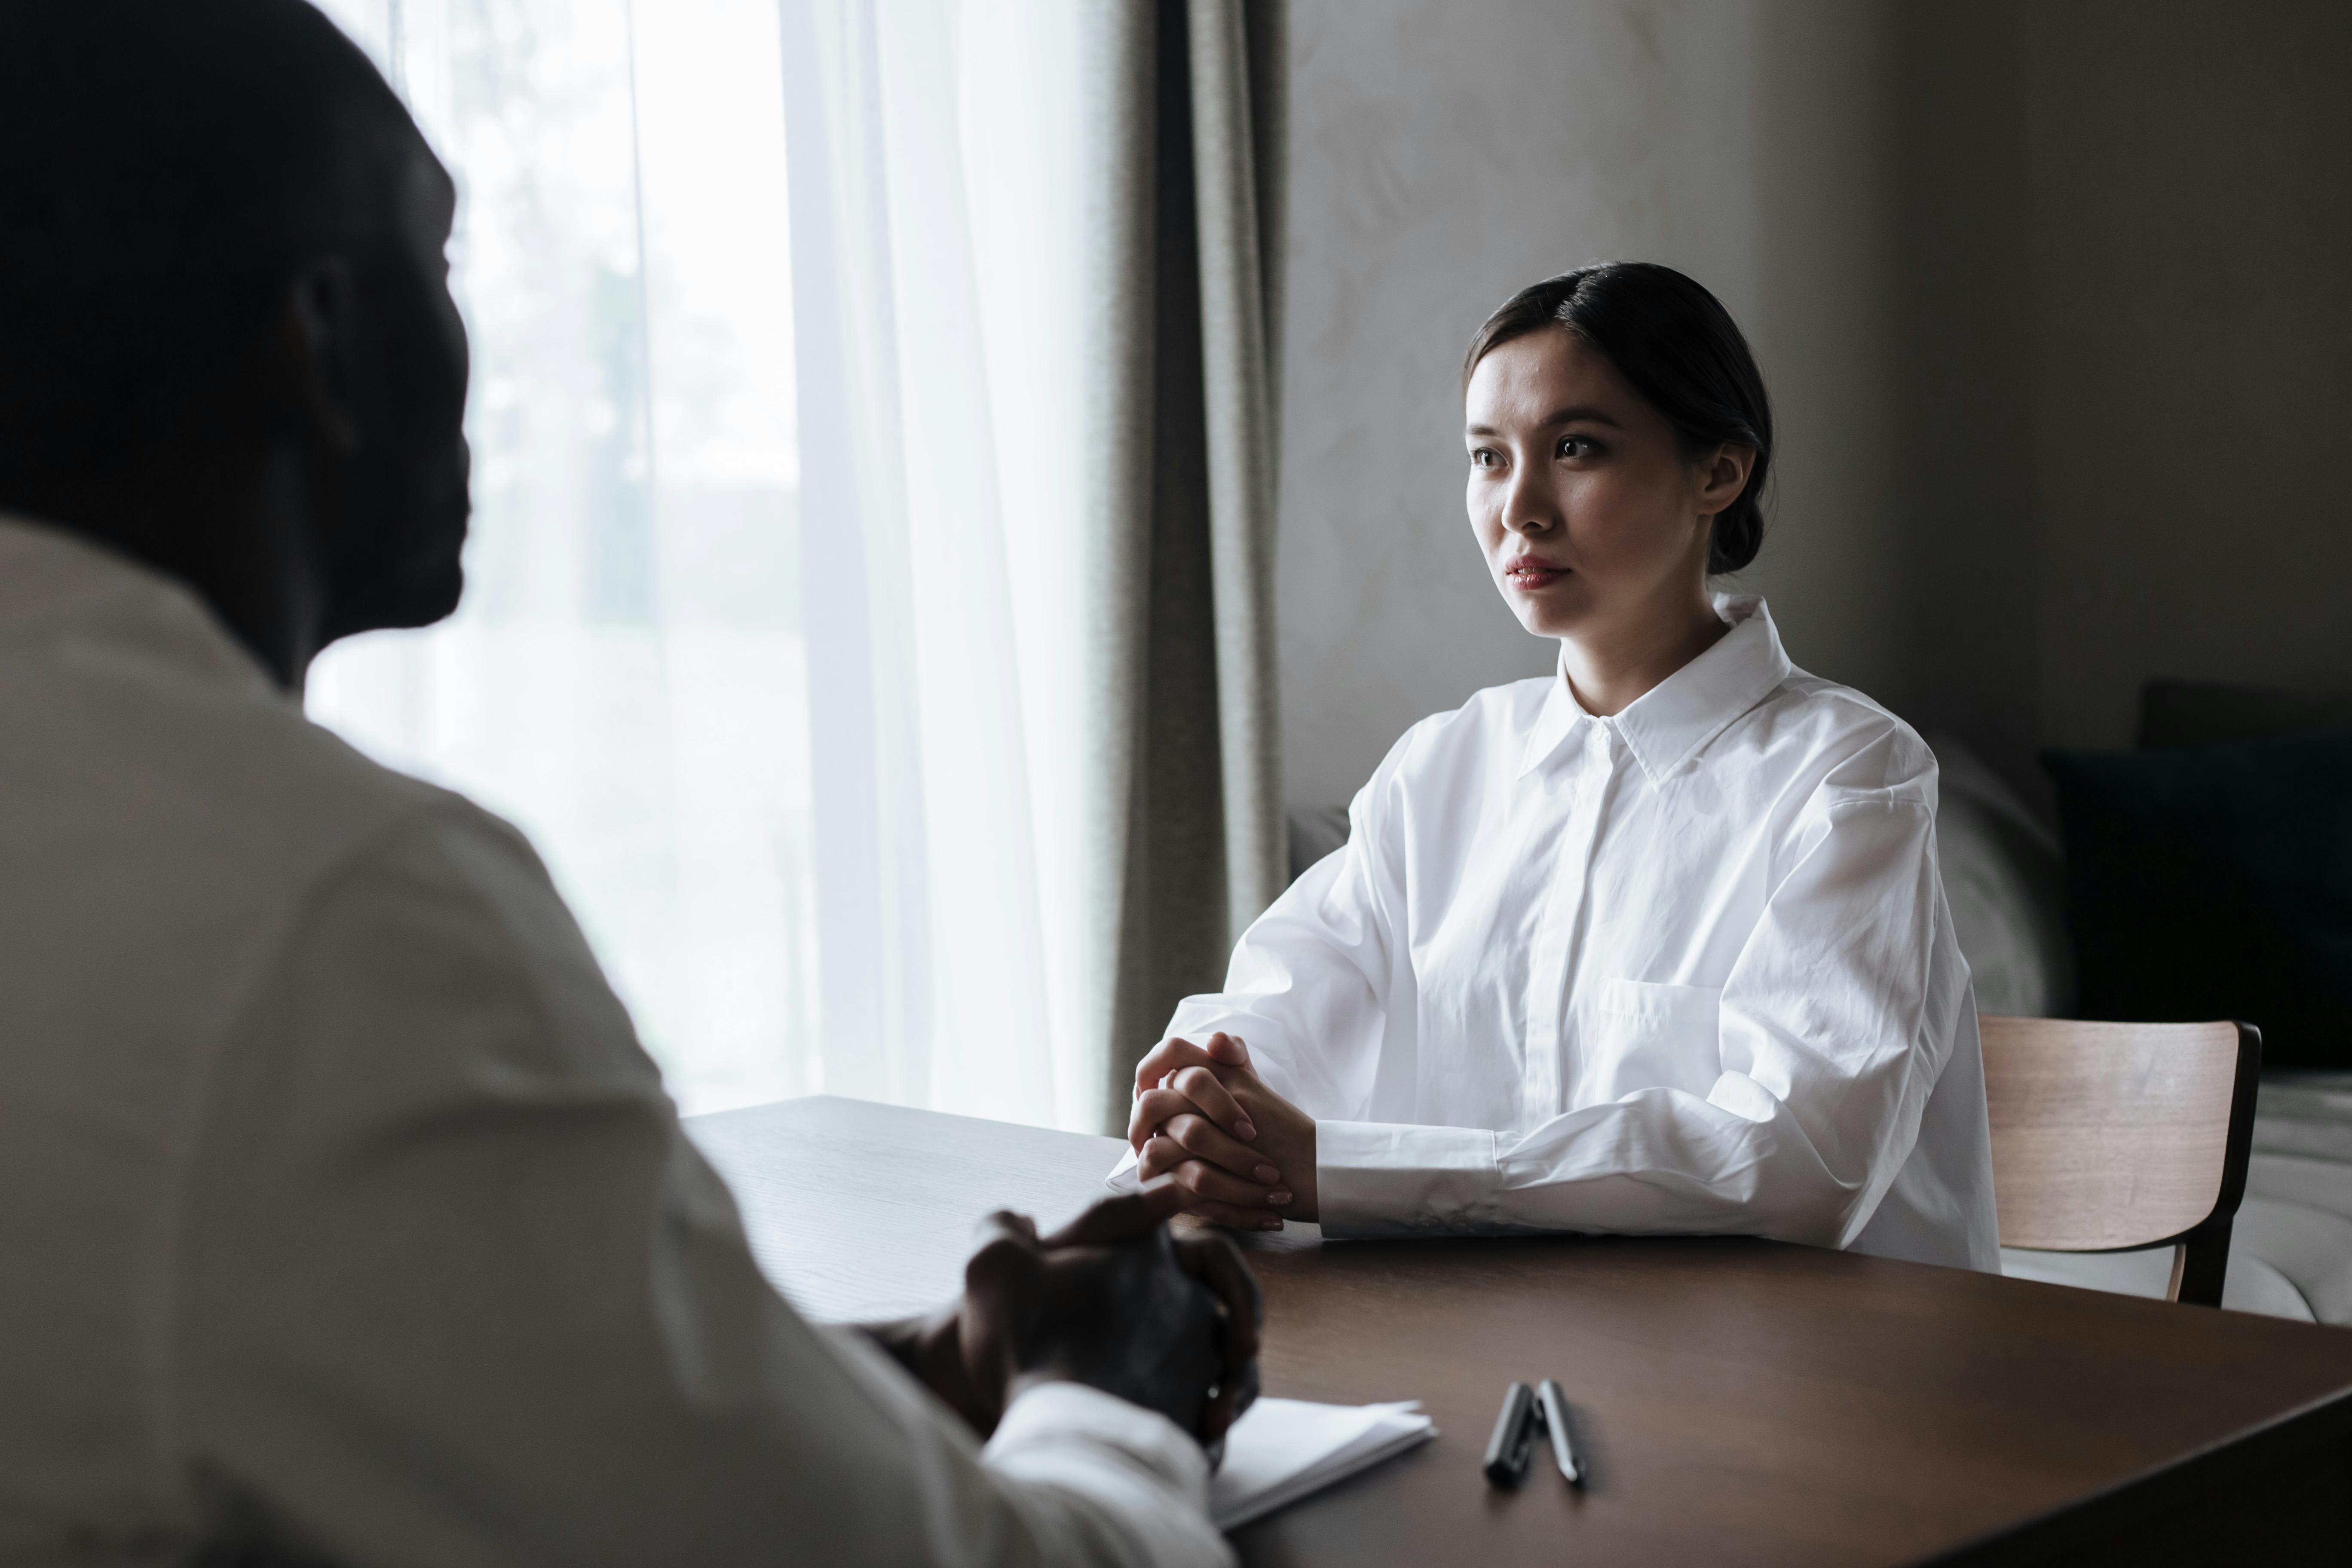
left=987, top=1380, right=1213, bottom=1507
left=1316, top=1120, right=1501, bottom=1238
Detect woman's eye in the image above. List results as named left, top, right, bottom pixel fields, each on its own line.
left=1557, top=436, right=1600, bottom=459
left=1470, top=448, right=1501, bottom=470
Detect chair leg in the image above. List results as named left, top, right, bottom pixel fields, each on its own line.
left=2168, top=1217, right=2234, bottom=1308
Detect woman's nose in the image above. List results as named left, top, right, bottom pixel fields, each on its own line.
left=1501, top=469, right=1556, bottom=535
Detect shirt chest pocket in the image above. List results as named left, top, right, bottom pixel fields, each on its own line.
left=1579, top=980, right=1725, bottom=1101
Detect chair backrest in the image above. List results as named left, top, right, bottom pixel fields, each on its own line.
left=1979, top=1016, right=2262, bottom=1306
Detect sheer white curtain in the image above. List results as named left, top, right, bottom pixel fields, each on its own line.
left=310, top=0, right=1120, bottom=1129
left=308, top=0, right=816, bottom=1115
left=783, top=0, right=1122, bottom=1133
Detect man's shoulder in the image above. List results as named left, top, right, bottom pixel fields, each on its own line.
left=0, top=516, right=487, bottom=871
left=0, top=577, right=541, bottom=1029
left=11, top=628, right=485, bottom=874
left=210, top=699, right=536, bottom=896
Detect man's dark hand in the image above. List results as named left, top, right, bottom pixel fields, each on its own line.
left=863, top=1183, right=1262, bottom=1450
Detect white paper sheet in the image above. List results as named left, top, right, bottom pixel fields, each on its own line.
left=1212, top=1398, right=1436, bottom=1530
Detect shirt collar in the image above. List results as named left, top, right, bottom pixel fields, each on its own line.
left=1517, top=594, right=1795, bottom=783
left=0, top=511, right=281, bottom=701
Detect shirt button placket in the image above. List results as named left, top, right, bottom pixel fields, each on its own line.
left=1528, top=723, right=1613, bottom=1125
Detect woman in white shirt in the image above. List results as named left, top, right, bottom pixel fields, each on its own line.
left=1127, top=263, right=1999, bottom=1271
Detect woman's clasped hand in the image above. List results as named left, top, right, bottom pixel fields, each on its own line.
left=1127, top=1032, right=1319, bottom=1228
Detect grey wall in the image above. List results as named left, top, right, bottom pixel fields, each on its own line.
left=1881, top=0, right=2042, bottom=794
left=1276, top=0, right=2352, bottom=813
left=2023, top=0, right=2352, bottom=751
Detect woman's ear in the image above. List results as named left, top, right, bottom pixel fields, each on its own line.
left=1694, top=443, right=1757, bottom=519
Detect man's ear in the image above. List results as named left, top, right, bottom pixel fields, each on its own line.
left=1694, top=442, right=1756, bottom=519
left=280, top=257, right=366, bottom=457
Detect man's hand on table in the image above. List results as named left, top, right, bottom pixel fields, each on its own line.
left=862, top=1183, right=1262, bottom=1450
left=1129, top=1032, right=1320, bottom=1228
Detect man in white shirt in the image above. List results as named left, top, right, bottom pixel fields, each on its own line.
left=0, top=4, right=1253, bottom=1564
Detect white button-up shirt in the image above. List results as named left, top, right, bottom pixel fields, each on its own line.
left=0, top=516, right=1230, bottom=1568
left=1170, top=597, right=1999, bottom=1271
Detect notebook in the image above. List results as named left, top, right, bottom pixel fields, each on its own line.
left=1212, top=1398, right=1436, bottom=1530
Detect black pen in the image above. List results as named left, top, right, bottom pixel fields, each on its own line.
left=1482, top=1381, right=1537, bottom=1486
left=1536, top=1378, right=1582, bottom=1485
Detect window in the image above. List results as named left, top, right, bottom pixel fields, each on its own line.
left=307, top=0, right=812, bottom=1115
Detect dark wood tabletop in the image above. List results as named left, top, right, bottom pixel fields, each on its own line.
left=689, top=1095, right=2352, bottom=1566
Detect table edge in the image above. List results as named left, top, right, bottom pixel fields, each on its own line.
left=1923, top=1379, right=2352, bottom=1564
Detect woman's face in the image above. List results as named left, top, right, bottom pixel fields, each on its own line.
left=1463, top=328, right=1743, bottom=641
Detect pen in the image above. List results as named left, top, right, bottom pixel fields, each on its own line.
left=1482, top=1381, right=1537, bottom=1486
left=1536, top=1378, right=1582, bottom=1485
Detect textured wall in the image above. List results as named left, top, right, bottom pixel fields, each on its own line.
left=2023, top=0, right=2352, bottom=750
left=1276, top=0, right=2352, bottom=812
left=1277, top=0, right=1905, bottom=809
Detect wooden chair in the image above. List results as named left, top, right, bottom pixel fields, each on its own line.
left=1980, top=1016, right=2263, bottom=1308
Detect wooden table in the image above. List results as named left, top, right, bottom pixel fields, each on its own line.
left=689, top=1096, right=2352, bottom=1565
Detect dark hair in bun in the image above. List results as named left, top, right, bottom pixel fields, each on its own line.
left=1463, top=262, right=1773, bottom=574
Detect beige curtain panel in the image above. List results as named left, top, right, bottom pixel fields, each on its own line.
left=1091, top=0, right=1289, bottom=1131
left=778, top=0, right=1286, bottom=1136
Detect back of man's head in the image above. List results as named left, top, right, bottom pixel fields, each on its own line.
left=0, top=0, right=420, bottom=508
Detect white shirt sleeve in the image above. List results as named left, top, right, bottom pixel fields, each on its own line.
left=1317, top=774, right=1963, bottom=1250
left=1161, top=763, right=1406, bottom=1118
left=173, top=805, right=1233, bottom=1568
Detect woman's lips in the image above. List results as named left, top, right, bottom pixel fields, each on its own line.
left=1504, top=557, right=1571, bottom=590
